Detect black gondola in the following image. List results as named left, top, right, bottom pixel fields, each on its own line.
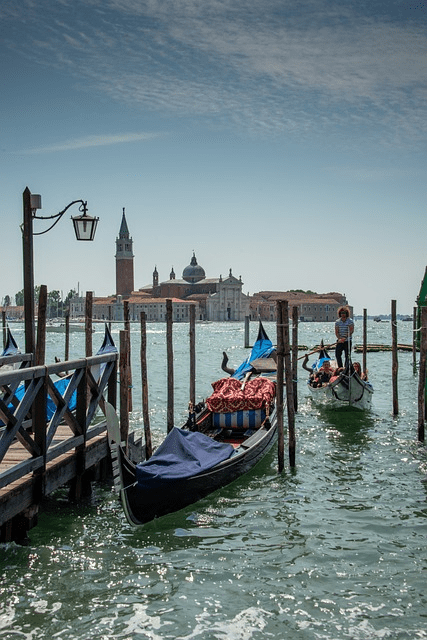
left=106, top=322, right=278, bottom=526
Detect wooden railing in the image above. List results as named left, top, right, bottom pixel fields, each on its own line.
left=0, top=351, right=117, bottom=490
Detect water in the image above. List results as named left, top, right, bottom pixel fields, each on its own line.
left=1, top=320, right=427, bottom=639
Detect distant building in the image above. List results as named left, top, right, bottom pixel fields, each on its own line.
left=70, top=210, right=349, bottom=323
left=115, top=208, right=134, bottom=298
left=140, top=252, right=250, bottom=322
left=250, top=291, right=351, bottom=322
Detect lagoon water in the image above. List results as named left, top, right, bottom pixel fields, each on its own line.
left=1, top=320, right=426, bottom=639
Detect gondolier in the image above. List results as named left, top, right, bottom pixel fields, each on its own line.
left=335, top=306, right=354, bottom=368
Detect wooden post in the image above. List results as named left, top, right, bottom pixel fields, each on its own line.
left=119, top=330, right=130, bottom=446
left=85, top=291, right=93, bottom=357
left=35, top=285, right=47, bottom=365
left=413, top=306, right=417, bottom=374
left=140, top=312, right=152, bottom=459
left=70, top=358, right=90, bottom=501
left=283, top=301, right=296, bottom=468
left=292, top=306, right=298, bottom=412
left=123, top=300, right=132, bottom=411
left=362, top=308, right=367, bottom=376
left=417, top=307, right=427, bottom=441
left=189, top=305, right=196, bottom=407
left=244, top=316, right=250, bottom=348
left=166, top=299, right=174, bottom=433
left=391, top=299, right=398, bottom=416
left=2, top=311, right=6, bottom=349
left=276, top=302, right=284, bottom=472
left=64, top=311, right=70, bottom=361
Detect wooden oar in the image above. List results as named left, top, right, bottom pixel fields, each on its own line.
left=297, top=343, right=337, bottom=360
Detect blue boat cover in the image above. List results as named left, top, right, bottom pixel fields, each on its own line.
left=136, top=427, right=234, bottom=490
left=232, top=322, right=275, bottom=380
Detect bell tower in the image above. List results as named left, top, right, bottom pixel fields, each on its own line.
left=115, top=208, right=134, bottom=297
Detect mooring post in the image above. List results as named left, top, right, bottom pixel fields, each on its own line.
left=189, top=305, right=196, bottom=407
left=363, top=308, right=367, bottom=376
left=417, top=306, right=427, bottom=442
left=292, top=305, right=298, bottom=412
left=85, top=291, right=93, bottom=357
left=244, top=316, right=250, bottom=348
left=64, top=311, right=70, bottom=361
left=276, top=302, right=285, bottom=472
left=123, top=300, right=132, bottom=412
left=119, top=330, right=130, bottom=447
left=283, top=301, right=296, bottom=468
left=140, top=311, right=152, bottom=459
left=166, top=299, right=174, bottom=433
left=2, top=311, right=6, bottom=349
left=391, top=300, right=398, bottom=416
left=413, top=306, right=417, bottom=374
left=35, top=285, right=47, bottom=366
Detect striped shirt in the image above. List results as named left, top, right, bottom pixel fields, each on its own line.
left=335, top=317, right=354, bottom=338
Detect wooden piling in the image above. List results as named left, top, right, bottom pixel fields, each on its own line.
left=276, top=302, right=285, bottom=472
left=119, top=330, right=130, bottom=446
left=85, top=291, right=93, bottom=357
left=413, top=306, right=417, bottom=374
left=391, top=300, right=398, bottom=416
left=140, top=312, right=152, bottom=459
left=283, top=301, right=296, bottom=468
left=166, top=299, right=174, bottom=433
left=417, top=306, right=427, bottom=442
left=244, top=316, right=250, bottom=348
left=2, top=311, right=6, bottom=349
left=35, top=285, right=47, bottom=366
left=123, top=300, right=132, bottom=411
left=292, top=306, right=298, bottom=412
left=65, top=311, right=70, bottom=361
left=362, top=308, right=367, bottom=375
left=189, top=305, right=196, bottom=407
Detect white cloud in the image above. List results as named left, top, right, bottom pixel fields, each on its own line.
left=19, top=132, right=162, bottom=154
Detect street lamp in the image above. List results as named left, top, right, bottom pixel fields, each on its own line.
left=22, top=186, right=99, bottom=357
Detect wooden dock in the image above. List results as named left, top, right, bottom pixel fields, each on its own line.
left=0, top=349, right=118, bottom=543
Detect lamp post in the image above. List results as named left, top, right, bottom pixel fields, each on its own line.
left=22, top=187, right=99, bottom=357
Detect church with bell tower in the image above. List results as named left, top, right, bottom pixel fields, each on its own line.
left=115, top=208, right=134, bottom=298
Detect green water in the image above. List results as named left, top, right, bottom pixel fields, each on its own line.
left=1, top=321, right=426, bottom=639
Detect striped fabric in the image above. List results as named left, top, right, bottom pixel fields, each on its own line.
left=212, top=408, right=266, bottom=429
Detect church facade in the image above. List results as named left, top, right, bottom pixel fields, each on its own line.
left=86, top=211, right=250, bottom=322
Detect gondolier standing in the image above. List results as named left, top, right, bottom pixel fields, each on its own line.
left=335, top=306, right=354, bottom=368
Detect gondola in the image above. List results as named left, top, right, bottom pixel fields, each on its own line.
left=106, top=322, right=278, bottom=526
left=305, top=344, right=373, bottom=410
left=1, top=324, right=116, bottom=421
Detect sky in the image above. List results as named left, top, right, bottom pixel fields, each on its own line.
left=1, top=0, right=426, bottom=316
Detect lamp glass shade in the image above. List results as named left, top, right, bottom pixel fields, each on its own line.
left=72, top=214, right=99, bottom=241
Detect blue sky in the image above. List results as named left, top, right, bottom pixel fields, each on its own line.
left=1, top=0, right=426, bottom=315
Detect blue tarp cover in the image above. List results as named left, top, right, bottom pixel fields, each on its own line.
left=232, top=322, right=275, bottom=380
left=136, top=427, right=234, bottom=490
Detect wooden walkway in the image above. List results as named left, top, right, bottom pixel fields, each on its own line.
left=0, top=349, right=118, bottom=543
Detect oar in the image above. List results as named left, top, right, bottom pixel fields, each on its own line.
left=297, top=342, right=337, bottom=360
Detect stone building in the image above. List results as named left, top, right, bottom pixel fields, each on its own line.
left=140, top=252, right=250, bottom=321
left=250, top=291, right=351, bottom=322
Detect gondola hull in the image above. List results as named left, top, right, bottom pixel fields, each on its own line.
left=308, top=371, right=373, bottom=410
left=106, top=321, right=278, bottom=526
left=107, top=405, right=277, bottom=526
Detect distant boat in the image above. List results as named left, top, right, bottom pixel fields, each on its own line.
left=45, top=322, right=93, bottom=333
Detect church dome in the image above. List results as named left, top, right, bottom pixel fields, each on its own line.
left=182, top=252, right=205, bottom=283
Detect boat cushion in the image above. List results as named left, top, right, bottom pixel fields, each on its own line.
left=135, top=427, right=234, bottom=489
left=206, top=377, right=275, bottom=413
left=212, top=409, right=266, bottom=429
